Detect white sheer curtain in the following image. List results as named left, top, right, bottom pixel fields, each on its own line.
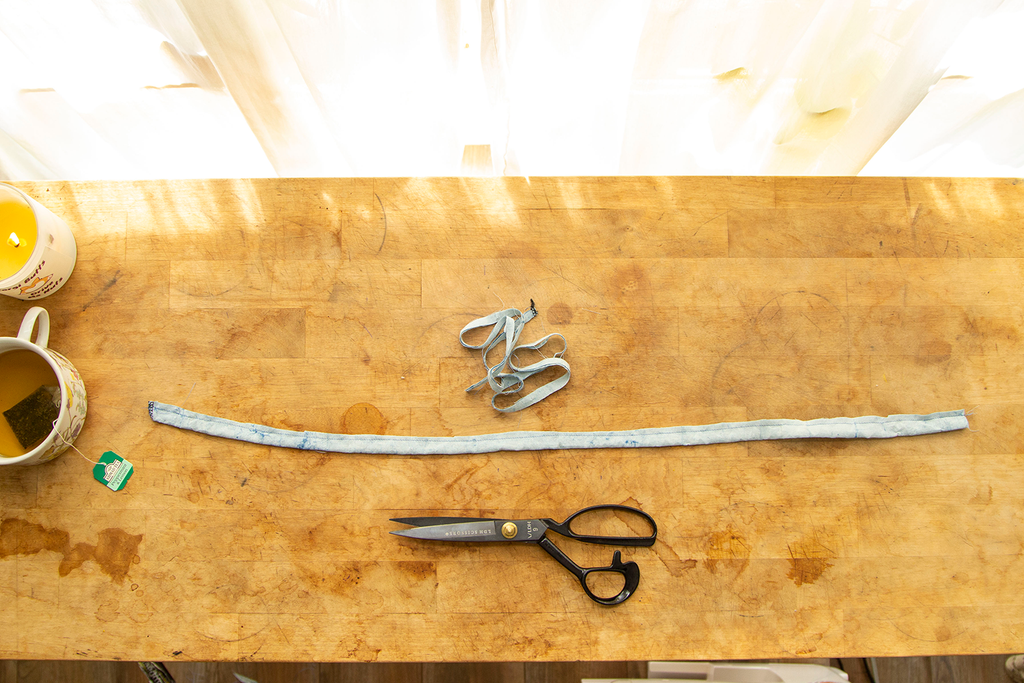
left=1, top=0, right=1022, bottom=179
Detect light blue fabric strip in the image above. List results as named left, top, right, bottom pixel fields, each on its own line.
left=459, top=304, right=570, bottom=413
left=149, top=402, right=968, bottom=455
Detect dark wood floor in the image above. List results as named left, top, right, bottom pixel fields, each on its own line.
left=0, top=657, right=1018, bottom=683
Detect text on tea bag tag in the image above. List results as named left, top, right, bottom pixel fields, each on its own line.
left=93, top=451, right=133, bottom=491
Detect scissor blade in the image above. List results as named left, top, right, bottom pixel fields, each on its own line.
left=390, top=517, right=491, bottom=527
left=391, top=521, right=503, bottom=541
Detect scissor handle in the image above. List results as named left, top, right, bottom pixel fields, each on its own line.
left=538, top=538, right=640, bottom=606
left=543, top=504, right=657, bottom=547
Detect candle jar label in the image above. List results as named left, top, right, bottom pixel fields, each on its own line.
left=0, top=246, right=77, bottom=299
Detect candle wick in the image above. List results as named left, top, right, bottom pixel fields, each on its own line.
left=6, top=232, right=19, bottom=248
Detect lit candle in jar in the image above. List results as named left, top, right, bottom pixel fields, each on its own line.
left=0, top=183, right=76, bottom=300
left=0, top=200, right=37, bottom=280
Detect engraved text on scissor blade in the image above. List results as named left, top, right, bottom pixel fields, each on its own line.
left=445, top=528, right=496, bottom=537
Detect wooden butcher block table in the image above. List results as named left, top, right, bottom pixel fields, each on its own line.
left=1, top=177, right=1022, bottom=663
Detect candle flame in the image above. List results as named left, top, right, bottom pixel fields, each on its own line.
left=6, top=232, right=20, bottom=248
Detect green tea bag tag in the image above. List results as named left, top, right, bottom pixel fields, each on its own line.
left=93, top=451, right=133, bottom=491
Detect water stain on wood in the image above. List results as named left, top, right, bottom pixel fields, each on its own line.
left=610, top=262, right=652, bottom=302
left=919, top=340, right=952, bottom=357
left=399, top=560, right=436, bottom=580
left=342, top=403, right=386, bottom=435
left=702, top=526, right=750, bottom=575
left=325, top=563, right=364, bottom=593
left=96, top=599, right=121, bottom=622
left=648, top=537, right=699, bottom=575
left=787, top=557, right=833, bottom=586
left=346, top=639, right=382, bottom=662
left=320, top=561, right=436, bottom=604
left=0, top=518, right=142, bottom=583
left=786, top=537, right=836, bottom=586
left=547, top=302, right=573, bottom=325
left=759, top=460, right=786, bottom=481
left=960, top=308, right=1021, bottom=351
left=969, top=484, right=993, bottom=505
left=188, top=469, right=211, bottom=504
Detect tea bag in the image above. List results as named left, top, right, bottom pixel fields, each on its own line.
left=3, top=385, right=59, bottom=449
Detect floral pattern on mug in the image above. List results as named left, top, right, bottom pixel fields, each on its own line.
left=37, top=349, right=88, bottom=462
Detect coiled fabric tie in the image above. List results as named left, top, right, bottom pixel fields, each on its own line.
left=459, top=300, right=570, bottom=413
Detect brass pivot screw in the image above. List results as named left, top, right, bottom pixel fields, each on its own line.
left=501, top=522, right=518, bottom=538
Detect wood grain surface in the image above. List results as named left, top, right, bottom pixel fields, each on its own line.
left=0, top=177, right=1022, bottom=663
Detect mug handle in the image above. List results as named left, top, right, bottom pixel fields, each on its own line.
left=18, top=307, right=50, bottom=347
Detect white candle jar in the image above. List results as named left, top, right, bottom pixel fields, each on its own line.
left=0, top=183, right=77, bottom=300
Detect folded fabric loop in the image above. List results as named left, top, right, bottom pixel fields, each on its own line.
left=479, top=315, right=521, bottom=393
left=509, top=333, right=567, bottom=366
left=459, top=306, right=535, bottom=353
left=459, top=302, right=569, bottom=412
left=491, top=357, right=571, bottom=413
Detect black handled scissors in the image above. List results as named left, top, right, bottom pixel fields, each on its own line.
left=391, top=504, right=657, bottom=606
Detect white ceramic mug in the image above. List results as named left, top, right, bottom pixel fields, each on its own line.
left=0, top=307, right=87, bottom=465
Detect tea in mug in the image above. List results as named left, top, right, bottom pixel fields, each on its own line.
left=0, top=350, right=59, bottom=457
